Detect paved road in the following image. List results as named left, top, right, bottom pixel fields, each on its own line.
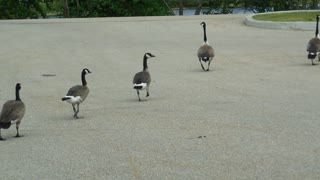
left=0, top=15, right=319, bottom=179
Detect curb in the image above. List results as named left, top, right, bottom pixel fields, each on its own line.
left=244, top=10, right=318, bottom=31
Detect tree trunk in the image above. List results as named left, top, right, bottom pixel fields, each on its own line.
left=63, top=0, right=70, bottom=18
left=161, top=0, right=175, bottom=15
left=302, top=0, right=307, bottom=9
left=76, top=0, right=80, bottom=17
left=312, top=0, right=319, bottom=9
left=222, top=0, right=228, bottom=14
left=179, top=0, right=183, bottom=16
left=293, top=0, right=299, bottom=10
left=194, top=0, right=203, bottom=15
left=291, top=0, right=300, bottom=10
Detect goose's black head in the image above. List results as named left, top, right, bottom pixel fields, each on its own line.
left=15, top=83, right=22, bottom=101
left=145, top=53, right=156, bottom=59
left=142, top=53, right=155, bottom=70
left=200, top=22, right=206, bottom=28
left=16, top=83, right=21, bottom=91
left=82, top=68, right=92, bottom=74
left=317, top=15, right=320, bottom=21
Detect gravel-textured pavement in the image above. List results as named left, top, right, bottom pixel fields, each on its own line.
left=0, top=14, right=319, bottom=179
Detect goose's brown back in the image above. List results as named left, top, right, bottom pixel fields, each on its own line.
left=307, top=37, right=320, bottom=53
left=0, top=100, right=25, bottom=123
left=133, top=71, right=151, bottom=86
left=67, top=85, right=90, bottom=102
left=198, top=44, right=214, bottom=58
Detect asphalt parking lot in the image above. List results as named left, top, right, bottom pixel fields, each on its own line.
left=0, top=14, right=319, bottom=179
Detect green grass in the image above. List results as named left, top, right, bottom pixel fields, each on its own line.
left=253, top=11, right=320, bottom=22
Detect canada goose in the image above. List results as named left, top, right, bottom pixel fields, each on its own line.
left=307, top=15, right=320, bottom=65
left=197, top=22, right=215, bottom=71
left=0, top=83, right=26, bottom=140
left=62, top=68, right=91, bottom=119
left=133, top=53, right=156, bottom=101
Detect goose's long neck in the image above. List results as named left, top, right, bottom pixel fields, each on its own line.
left=15, top=87, right=21, bottom=101
left=316, top=17, right=319, bottom=38
left=143, top=55, right=148, bottom=71
left=203, top=25, right=207, bottom=43
left=81, top=71, right=87, bottom=86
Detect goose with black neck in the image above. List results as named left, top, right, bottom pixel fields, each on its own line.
left=307, top=15, right=320, bottom=65
left=0, top=83, right=26, bottom=140
left=62, top=68, right=91, bottom=119
left=197, top=22, right=215, bottom=71
left=133, top=53, right=156, bottom=101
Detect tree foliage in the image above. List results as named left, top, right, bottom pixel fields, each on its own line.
left=241, top=0, right=272, bottom=12
left=204, top=0, right=319, bottom=14
left=0, top=0, right=319, bottom=19
left=65, top=0, right=170, bottom=17
left=0, top=0, right=46, bottom=19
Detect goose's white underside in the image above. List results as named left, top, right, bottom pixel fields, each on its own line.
left=133, top=83, right=147, bottom=90
left=10, top=120, right=18, bottom=124
left=63, top=96, right=82, bottom=104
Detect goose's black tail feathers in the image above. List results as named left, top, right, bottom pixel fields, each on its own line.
left=201, top=57, right=210, bottom=62
left=61, top=97, right=71, bottom=101
left=134, top=86, right=143, bottom=89
left=308, top=53, right=317, bottom=59
left=0, top=122, right=11, bottom=129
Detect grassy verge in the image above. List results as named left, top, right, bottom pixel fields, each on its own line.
left=253, top=11, right=320, bottom=22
